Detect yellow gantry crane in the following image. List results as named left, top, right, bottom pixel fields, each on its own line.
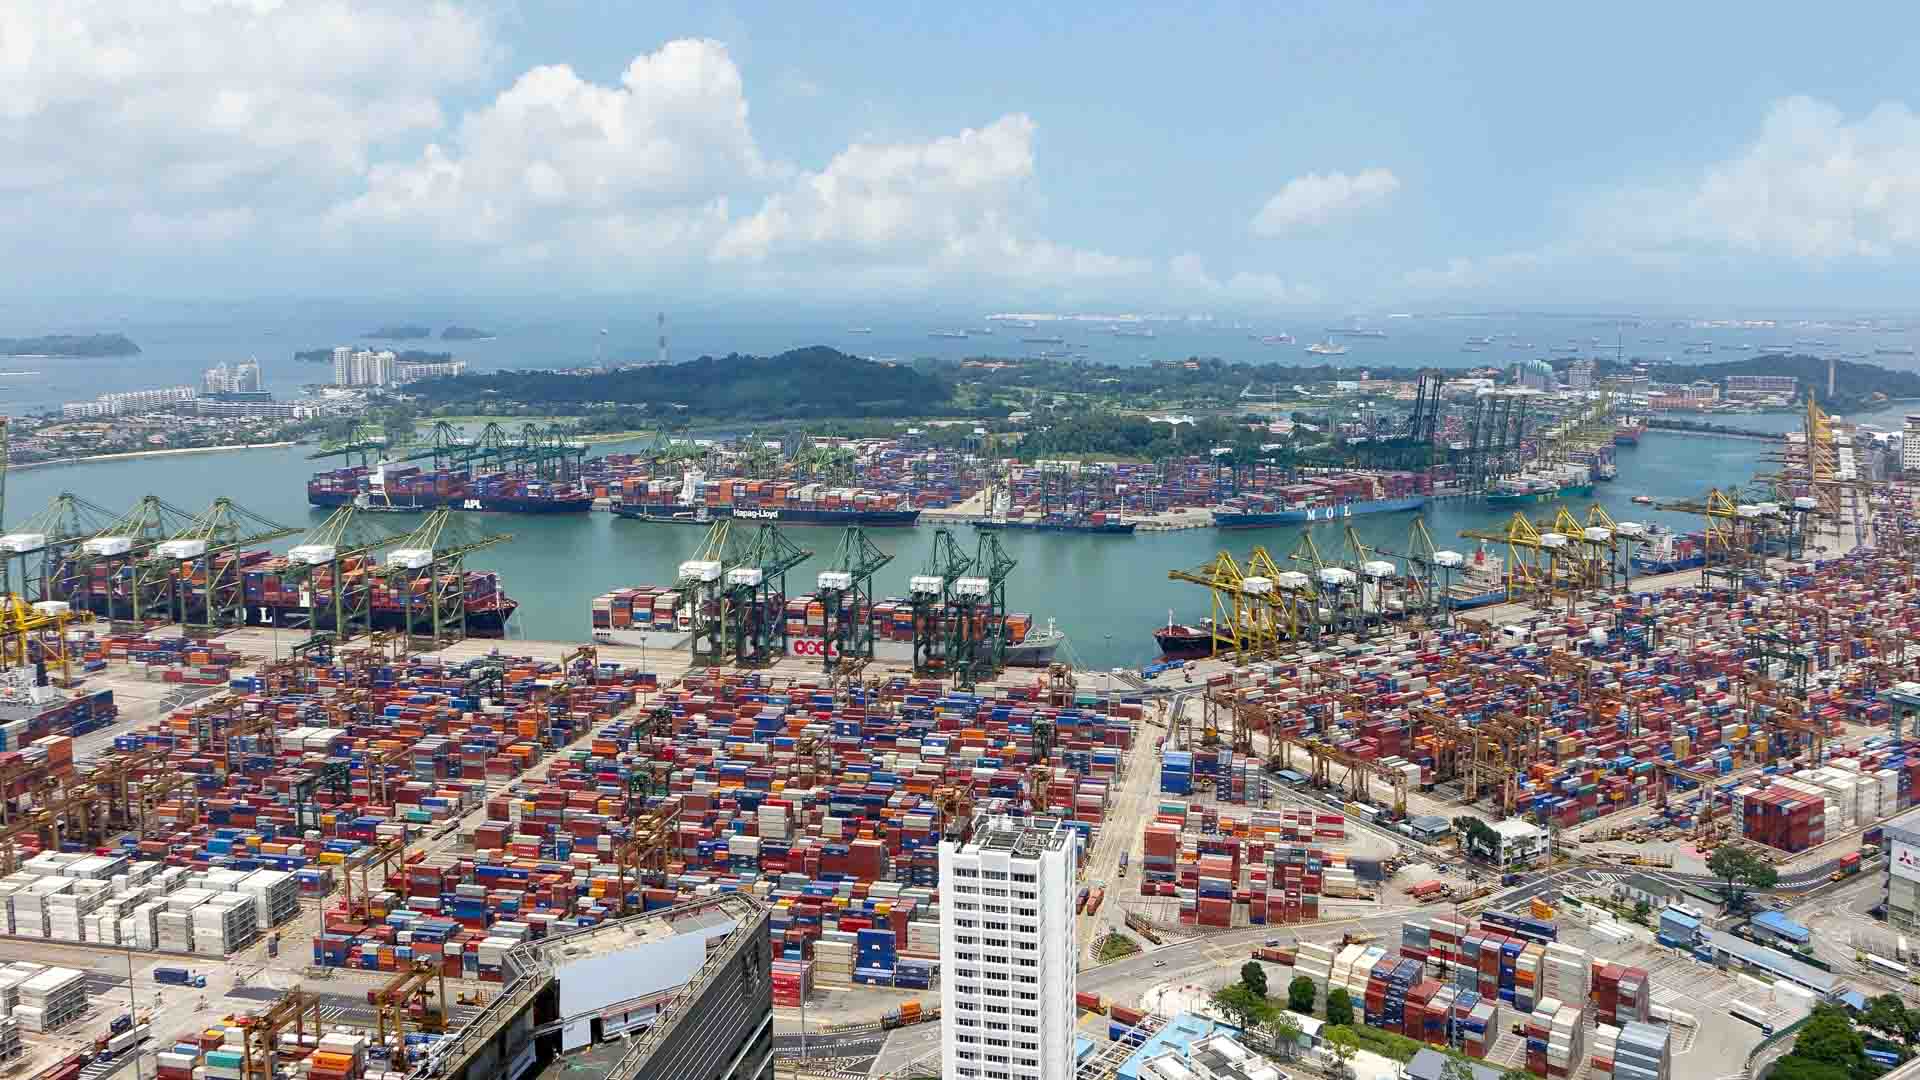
left=1167, top=550, right=1279, bottom=661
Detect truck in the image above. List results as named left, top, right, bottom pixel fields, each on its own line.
left=153, top=967, right=206, bottom=988
left=1833, top=851, right=1865, bottom=881
left=1119, top=852, right=1130, bottom=876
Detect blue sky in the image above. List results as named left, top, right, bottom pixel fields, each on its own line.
left=8, top=1, right=1920, bottom=312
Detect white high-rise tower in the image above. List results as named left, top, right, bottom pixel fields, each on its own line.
left=940, top=814, right=1077, bottom=1080
left=657, top=312, right=668, bottom=366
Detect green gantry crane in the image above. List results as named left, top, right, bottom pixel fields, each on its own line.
left=723, top=524, right=813, bottom=666
left=372, top=509, right=512, bottom=646
left=281, top=505, right=418, bottom=640
left=911, top=529, right=972, bottom=676
left=0, top=492, right=124, bottom=606
left=815, top=526, right=895, bottom=674
left=128, top=498, right=303, bottom=631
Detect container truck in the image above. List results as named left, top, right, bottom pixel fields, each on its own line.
left=153, top=967, right=206, bottom=988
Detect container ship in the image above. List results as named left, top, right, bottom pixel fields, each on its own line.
left=973, top=511, right=1135, bottom=534
left=613, top=473, right=919, bottom=527
left=59, top=549, right=518, bottom=636
left=592, top=586, right=1063, bottom=665
left=1485, top=464, right=1596, bottom=506
left=1630, top=525, right=1706, bottom=574
left=1154, top=616, right=1222, bottom=659
left=1614, top=418, right=1647, bottom=445
left=308, top=462, right=592, bottom=514
left=1211, top=471, right=1428, bottom=528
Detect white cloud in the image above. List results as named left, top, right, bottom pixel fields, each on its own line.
left=0, top=1, right=493, bottom=233
left=715, top=114, right=1146, bottom=286
left=329, top=39, right=770, bottom=265
left=1401, top=250, right=1553, bottom=293
left=1583, top=96, right=1920, bottom=261
left=1251, top=168, right=1400, bottom=236
left=1168, top=253, right=1320, bottom=305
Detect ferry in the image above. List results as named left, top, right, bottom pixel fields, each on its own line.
left=1305, top=339, right=1349, bottom=356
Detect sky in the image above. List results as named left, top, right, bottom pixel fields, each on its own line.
left=7, top=1, right=1920, bottom=315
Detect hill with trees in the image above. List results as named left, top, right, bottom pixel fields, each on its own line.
left=408, top=346, right=954, bottom=421
left=0, top=333, right=140, bottom=357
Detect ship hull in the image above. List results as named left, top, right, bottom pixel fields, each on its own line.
left=615, top=504, right=920, bottom=527
left=1154, top=629, right=1218, bottom=659
left=308, top=489, right=591, bottom=514
left=79, top=596, right=516, bottom=637
left=1614, top=433, right=1642, bottom=446
left=973, top=519, right=1135, bottom=534
left=1486, top=482, right=1593, bottom=506
left=1213, top=495, right=1425, bottom=528
left=1446, top=590, right=1508, bottom=611
left=1632, top=555, right=1706, bottom=574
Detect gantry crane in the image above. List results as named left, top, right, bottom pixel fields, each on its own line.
left=722, top=524, right=812, bottom=666
left=912, top=529, right=973, bottom=674
left=677, top=518, right=744, bottom=663
left=374, top=509, right=511, bottom=646
left=281, top=505, right=413, bottom=639
left=238, top=989, right=324, bottom=1080
left=339, top=837, right=407, bottom=920
left=127, top=497, right=303, bottom=631
left=816, top=526, right=895, bottom=674
left=1650, top=760, right=1726, bottom=840
left=370, top=959, right=449, bottom=1066
left=58, top=496, right=202, bottom=622
left=1168, top=550, right=1276, bottom=661
left=948, top=532, right=1017, bottom=688
left=1460, top=512, right=1551, bottom=611
left=0, top=491, right=122, bottom=605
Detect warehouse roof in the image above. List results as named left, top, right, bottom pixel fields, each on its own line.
left=1703, top=929, right=1839, bottom=995
left=1884, top=806, right=1920, bottom=847
left=1752, top=910, right=1812, bottom=944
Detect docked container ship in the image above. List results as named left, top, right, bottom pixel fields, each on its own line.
left=1630, top=525, right=1706, bottom=574
left=591, top=585, right=1063, bottom=665
left=60, top=549, right=518, bottom=636
left=614, top=472, right=919, bottom=527
left=1154, top=616, right=1222, bottom=659
left=1485, top=464, right=1596, bottom=506
left=973, top=512, right=1135, bottom=534
left=308, top=462, right=592, bottom=514
left=1211, top=471, right=1428, bottom=528
left=1614, top=417, right=1647, bottom=445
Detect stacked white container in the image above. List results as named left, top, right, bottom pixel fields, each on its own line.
left=126, top=901, right=162, bottom=951
left=191, top=893, right=259, bottom=956
left=0, top=1014, right=19, bottom=1059
left=1541, top=942, right=1590, bottom=1005
left=15, top=967, right=86, bottom=1032
left=814, top=931, right=854, bottom=988
left=236, top=869, right=300, bottom=928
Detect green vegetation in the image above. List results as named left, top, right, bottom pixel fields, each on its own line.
left=1210, top=983, right=1276, bottom=1030
left=440, top=326, right=494, bottom=340
left=1454, top=815, right=1500, bottom=860
left=1288, top=975, right=1317, bottom=1015
left=0, top=332, right=139, bottom=357
left=410, top=347, right=956, bottom=421
left=1239, top=961, right=1268, bottom=998
left=1011, top=411, right=1272, bottom=459
left=1324, top=1026, right=1360, bottom=1075
left=1860, top=992, right=1920, bottom=1044
left=1096, top=934, right=1141, bottom=962
left=365, top=325, right=433, bottom=339
left=1769, top=1003, right=1904, bottom=1080
left=1334, top=1022, right=1426, bottom=1062
left=1324, top=986, right=1354, bottom=1027
left=1707, top=845, right=1778, bottom=909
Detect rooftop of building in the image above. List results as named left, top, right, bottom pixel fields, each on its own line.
left=1883, top=805, right=1920, bottom=846
left=1491, top=819, right=1543, bottom=839
left=954, top=813, right=1075, bottom=858
left=1406, top=1049, right=1505, bottom=1080
left=1702, top=928, right=1840, bottom=995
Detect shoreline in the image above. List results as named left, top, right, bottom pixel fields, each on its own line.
left=12, top=441, right=298, bottom=471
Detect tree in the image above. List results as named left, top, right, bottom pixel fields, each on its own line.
left=1454, top=815, right=1501, bottom=861
left=1241, top=961, right=1269, bottom=998
left=1794, top=1006, right=1867, bottom=1073
left=1500, top=1069, right=1540, bottom=1080
left=1211, top=983, right=1277, bottom=1031
left=1440, top=1060, right=1481, bottom=1080
left=1325, top=986, right=1354, bottom=1027
left=1862, top=994, right=1912, bottom=1043
left=1263, top=1013, right=1303, bottom=1061
left=1288, top=975, right=1317, bottom=1015
left=1770, top=1059, right=1852, bottom=1080
left=1632, top=899, right=1652, bottom=925
left=1707, top=846, right=1779, bottom=908
left=1324, top=1025, right=1360, bottom=1077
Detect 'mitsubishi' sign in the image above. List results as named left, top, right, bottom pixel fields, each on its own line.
left=1892, top=840, right=1920, bottom=883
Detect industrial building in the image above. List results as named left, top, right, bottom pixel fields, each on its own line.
left=941, top=813, right=1079, bottom=1080
left=1882, top=806, right=1920, bottom=930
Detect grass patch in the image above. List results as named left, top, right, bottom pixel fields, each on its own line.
left=1097, top=933, right=1142, bottom=962
left=1329, top=1024, right=1496, bottom=1070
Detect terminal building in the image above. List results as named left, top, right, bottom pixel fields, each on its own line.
left=425, top=894, right=772, bottom=1080
left=1882, top=806, right=1920, bottom=929
left=941, top=813, right=1079, bottom=1080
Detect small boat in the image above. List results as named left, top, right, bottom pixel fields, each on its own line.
left=1632, top=495, right=1654, bottom=505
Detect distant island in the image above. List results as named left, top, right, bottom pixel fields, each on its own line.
left=294, top=346, right=455, bottom=364
left=440, top=326, right=495, bottom=341
left=0, top=333, right=140, bottom=357
left=364, top=325, right=433, bottom=340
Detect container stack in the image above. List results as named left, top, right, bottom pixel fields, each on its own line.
left=192, top=892, right=260, bottom=955
left=1292, top=940, right=1335, bottom=1010
left=771, top=959, right=812, bottom=1007
left=0, top=1015, right=18, bottom=1061
left=311, top=1032, right=369, bottom=1080
left=854, top=927, right=896, bottom=986
left=14, top=966, right=86, bottom=1032
left=1592, top=1023, right=1619, bottom=1080
left=815, top=931, right=855, bottom=989
left=204, top=1048, right=244, bottom=1080
left=1454, top=993, right=1499, bottom=1059
left=1524, top=998, right=1587, bottom=1080
left=1160, top=751, right=1192, bottom=795
left=1614, top=1021, right=1671, bottom=1080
